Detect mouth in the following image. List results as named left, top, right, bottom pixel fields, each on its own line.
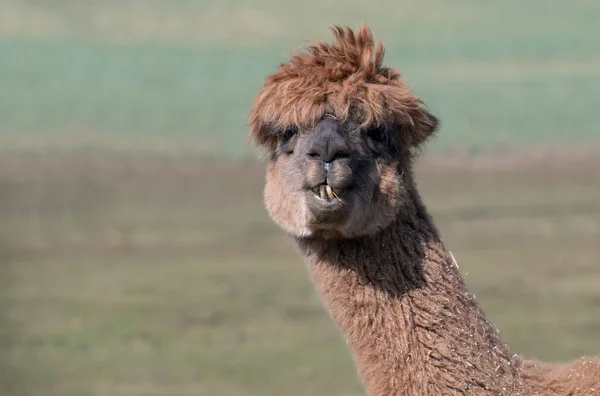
left=312, top=183, right=341, bottom=203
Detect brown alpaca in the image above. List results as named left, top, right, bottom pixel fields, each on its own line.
left=248, top=25, right=600, bottom=395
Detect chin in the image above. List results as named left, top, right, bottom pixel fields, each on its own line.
left=304, top=188, right=353, bottom=239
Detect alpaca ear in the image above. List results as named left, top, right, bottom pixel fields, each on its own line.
left=406, top=108, right=439, bottom=148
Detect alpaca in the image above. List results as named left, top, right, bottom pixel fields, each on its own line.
left=248, top=25, right=600, bottom=395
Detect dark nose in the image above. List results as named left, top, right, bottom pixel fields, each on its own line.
left=307, top=118, right=349, bottom=164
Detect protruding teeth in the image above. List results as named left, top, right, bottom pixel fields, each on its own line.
left=319, top=185, right=326, bottom=200
left=325, top=185, right=333, bottom=201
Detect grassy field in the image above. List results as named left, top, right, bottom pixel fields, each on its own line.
left=2, top=1, right=600, bottom=395
left=1, top=155, right=600, bottom=396
left=2, top=0, right=600, bottom=156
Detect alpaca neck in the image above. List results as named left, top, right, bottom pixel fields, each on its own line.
left=296, top=192, right=523, bottom=395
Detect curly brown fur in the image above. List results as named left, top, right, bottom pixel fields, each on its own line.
left=248, top=24, right=600, bottom=395
left=249, top=25, right=437, bottom=154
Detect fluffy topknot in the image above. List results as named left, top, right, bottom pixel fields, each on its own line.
left=248, top=24, right=438, bottom=152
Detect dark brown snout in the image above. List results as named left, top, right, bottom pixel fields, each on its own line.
left=307, top=118, right=350, bottom=163
left=304, top=118, right=353, bottom=192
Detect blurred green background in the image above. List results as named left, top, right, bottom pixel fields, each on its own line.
left=1, top=1, right=599, bottom=395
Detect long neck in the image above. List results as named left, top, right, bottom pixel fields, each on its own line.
left=296, top=188, right=524, bottom=395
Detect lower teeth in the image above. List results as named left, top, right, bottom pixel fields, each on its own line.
left=317, top=185, right=334, bottom=201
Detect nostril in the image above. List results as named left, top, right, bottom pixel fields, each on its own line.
left=335, top=151, right=350, bottom=160
left=327, top=151, right=350, bottom=163
left=310, top=150, right=350, bottom=164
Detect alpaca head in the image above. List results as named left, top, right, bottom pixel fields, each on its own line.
left=249, top=25, right=439, bottom=239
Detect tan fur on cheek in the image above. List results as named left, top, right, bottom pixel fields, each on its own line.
left=264, top=161, right=313, bottom=237
left=338, top=161, right=403, bottom=238
left=377, top=162, right=403, bottom=208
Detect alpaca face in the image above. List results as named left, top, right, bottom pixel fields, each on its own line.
left=249, top=25, right=439, bottom=238
left=263, top=115, right=410, bottom=239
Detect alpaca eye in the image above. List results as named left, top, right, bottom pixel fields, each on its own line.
left=281, top=126, right=298, bottom=142
left=367, top=125, right=386, bottom=142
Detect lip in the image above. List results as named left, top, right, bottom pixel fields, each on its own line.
left=310, top=183, right=339, bottom=201
left=312, top=193, right=342, bottom=205
left=305, top=185, right=351, bottom=229
left=308, top=186, right=346, bottom=208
